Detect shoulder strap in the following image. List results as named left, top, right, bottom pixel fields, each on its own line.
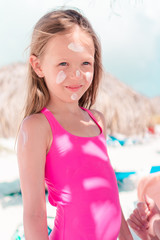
left=80, top=107, right=103, bottom=133
left=40, top=107, right=57, bottom=133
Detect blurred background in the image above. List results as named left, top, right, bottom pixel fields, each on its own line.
left=1, top=0, right=160, bottom=97
left=0, top=0, right=160, bottom=239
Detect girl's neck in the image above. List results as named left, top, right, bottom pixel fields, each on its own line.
left=46, top=99, right=82, bottom=115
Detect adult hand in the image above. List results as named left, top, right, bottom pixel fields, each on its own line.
left=127, top=207, right=150, bottom=240
left=127, top=195, right=160, bottom=240
left=144, top=195, right=160, bottom=239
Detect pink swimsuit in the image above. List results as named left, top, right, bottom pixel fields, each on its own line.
left=41, top=107, right=121, bottom=240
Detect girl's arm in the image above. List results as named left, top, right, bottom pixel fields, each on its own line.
left=118, top=210, right=134, bottom=240
left=17, top=114, right=50, bottom=240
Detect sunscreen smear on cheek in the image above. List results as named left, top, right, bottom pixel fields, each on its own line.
left=86, top=72, right=92, bottom=83
left=68, top=42, right=84, bottom=52
left=56, top=71, right=66, bottom=84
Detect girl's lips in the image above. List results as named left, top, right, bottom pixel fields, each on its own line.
left=65, top=85, right=83, bottom=92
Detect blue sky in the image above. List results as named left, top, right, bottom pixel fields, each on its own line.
left=0, top=0, right=160, bottom=97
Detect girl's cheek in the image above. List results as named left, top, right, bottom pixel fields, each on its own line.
left=56, top=70, right=66, bottom=84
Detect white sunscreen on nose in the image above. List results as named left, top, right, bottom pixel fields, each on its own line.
left=71, top=93, right=78, bottom=100
left=56, top=71, right=66, bottom=84
left=76, top=70, right=81, bottom=77
left=86, top=72, right=92, bottom=83
left=68, top=42, right=84, bottom=52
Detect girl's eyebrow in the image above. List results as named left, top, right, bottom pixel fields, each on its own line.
left=85, top=56, right=94, bottom=61
left=55, top=57, right=68, bottom=62
left=56, top=55, right=94, bottom=61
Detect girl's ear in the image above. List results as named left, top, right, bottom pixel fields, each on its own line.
left=29, top=55, right=44, bottom=78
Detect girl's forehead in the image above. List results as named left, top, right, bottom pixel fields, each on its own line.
left=45, top=27, right=95, bottom=55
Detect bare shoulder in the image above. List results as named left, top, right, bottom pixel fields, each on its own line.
left=22, top=113, right=45, bottom=128
left=18, top=112, right=51, bottom=153
left=90, top=109, right=107, bottom=137
left=21, top=113, right=47, bottom=133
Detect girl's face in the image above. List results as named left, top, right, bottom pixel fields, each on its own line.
left=35, top=25, right=95, bottom=103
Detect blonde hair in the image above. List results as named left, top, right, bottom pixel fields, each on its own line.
left=24, top=8, right=103, bottom=118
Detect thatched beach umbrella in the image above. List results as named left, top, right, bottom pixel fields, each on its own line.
left=0, top=63, right=27, bottom=138
left=0, top=63, right=159, bottom=138
left=94, top=72, right=159, bottom=136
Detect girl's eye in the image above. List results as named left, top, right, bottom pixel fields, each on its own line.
left=83, top=62, right=90, bottom=65
left=59, top=62, right=67, bottom=66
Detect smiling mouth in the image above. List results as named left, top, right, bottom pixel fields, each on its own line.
left=65, top=85, right=83, bottom=92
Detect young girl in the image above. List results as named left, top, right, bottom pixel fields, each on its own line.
left=17, top=8, right=132, bottom=240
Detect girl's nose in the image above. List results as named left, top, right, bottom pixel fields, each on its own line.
left=69, top=70, right=81, bottom=79
left=76, top=70, right=81, bottom=78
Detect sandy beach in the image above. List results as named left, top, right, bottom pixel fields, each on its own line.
left=0, top=132, right=160, bottom=240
